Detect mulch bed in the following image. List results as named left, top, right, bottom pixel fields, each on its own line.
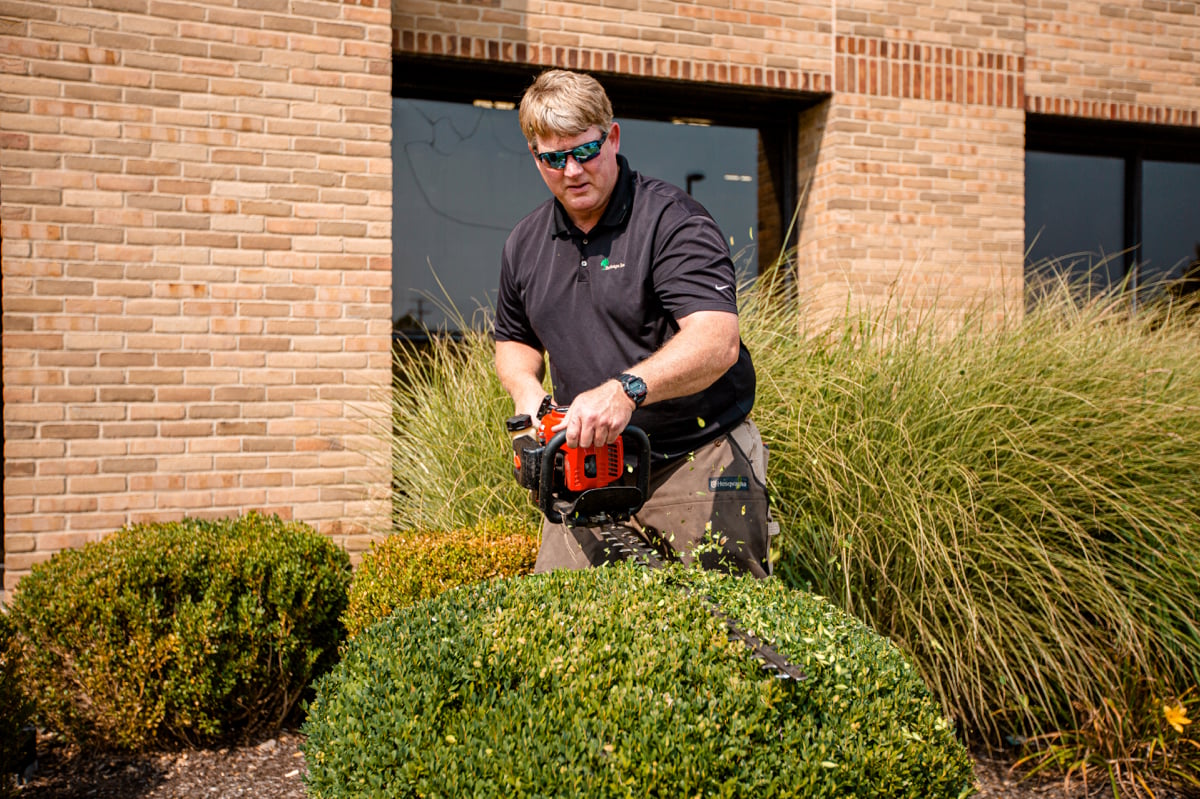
left=15, top=728, right=1136, bottom=799
left=17, top=730, right=307, bottom=799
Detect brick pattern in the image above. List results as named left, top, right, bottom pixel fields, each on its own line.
left=1025, top=96, right=1200, bottom=127
left=1, top=0, right=394, bottom=592
left=1025, top=0, right=1200, bottom=125
left=834, top=0, right=1028, bottom=52
left=797, top=2, right=1027, bottom=319
left=390, top=0, right=1029, bottom=322
left=835, top=37, right=1025, bottom=109
left=6, top=0, right=1200, bottom=594
left=392, top=0, right=834, bottom=93
left=794, top=95, right=1025, bottom=322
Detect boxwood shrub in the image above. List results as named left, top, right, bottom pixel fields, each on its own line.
left=8, top=512, right=350, bottom=750
left=342, top=516, right=537, bottom=638
left=0, top=612, right=33, bottom=798
left=304, top=564, right=973, bottom=798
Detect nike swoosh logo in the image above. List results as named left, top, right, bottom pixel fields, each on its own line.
left=715, top=284, right=730, bottom=291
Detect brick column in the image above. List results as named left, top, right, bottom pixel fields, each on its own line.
left=794, top=4, right=1027, bottom=321
left=1, top=0, right=394, bottom=593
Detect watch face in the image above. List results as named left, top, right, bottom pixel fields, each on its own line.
left=620, top=374, right=646, bottom=404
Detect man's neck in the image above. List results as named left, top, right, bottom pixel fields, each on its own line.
left=571, top=217, right=598, bottom=234
left=566, top=203, right=608, bottom=234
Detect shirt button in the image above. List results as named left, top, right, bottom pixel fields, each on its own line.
left=581, top=260, right=587, bottom=266
left=582, top=238, right=588, bottom=244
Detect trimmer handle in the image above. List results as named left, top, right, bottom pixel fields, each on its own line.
left=538, top=426, right=652, bottom=525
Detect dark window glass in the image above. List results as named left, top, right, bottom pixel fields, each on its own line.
left=1140, top=160, right=1200, bottom=295
left=392, top=98, right=759, bottom=335
left=619, top=119, right=758, bottom=283
left=1024, top=151, right=1125, bottom=291
left=392, top=99, right=543, bottom=335
left=1025, top=115, right=1200, bottom=308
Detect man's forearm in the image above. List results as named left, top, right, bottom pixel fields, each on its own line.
left=495, top=340, right=548, bottom=419
left=629, top=310, right=740, bottom=406
left=557, top=310, right=741, bottom=448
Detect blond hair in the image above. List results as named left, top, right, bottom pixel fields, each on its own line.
left=518, top=70, right=613, bottom=145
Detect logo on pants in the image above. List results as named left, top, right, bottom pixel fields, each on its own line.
left=708, top=476, right=749, bottom=491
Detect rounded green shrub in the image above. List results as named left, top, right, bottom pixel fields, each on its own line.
left=342, top=516, right=538, bottom=638
left=304, top=564, right=973, bottom=798
left=8, top=512, right=350, bottom=750
left=0, top=612, right=33, bottom=798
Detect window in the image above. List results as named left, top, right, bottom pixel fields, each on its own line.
left=391, top=57, right=818, bottom=337
left=1025, top=151, right=1124, bottom=290
left=1141, top=160, right=1200, bottom=291
left=392, top=99, right=759, bottom=334
left=1025, top=115, right=1200, bottom=304
left=392, top=98, right=542, bottom=336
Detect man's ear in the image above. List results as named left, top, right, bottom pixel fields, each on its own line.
left=608, top=121, right=620, bottom=154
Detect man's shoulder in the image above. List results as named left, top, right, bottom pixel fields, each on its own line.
left=631, top=171, right=711, bottom=222
left=503, top=196, right=559, bottom=266
left=632, top=172, right=689, bottom=204
left=508, top=196, right=558, bottom=240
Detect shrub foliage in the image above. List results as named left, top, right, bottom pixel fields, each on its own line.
left=9, top=512, right=350, bottom=750
left=343, top=516, right=538, bottom=638
left=304, top=564, right=973, bottom=798
left=0, top=612, right=33, bottom=798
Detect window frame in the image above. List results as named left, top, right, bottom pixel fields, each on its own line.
left=1026, top=114, right=1200, bottom=296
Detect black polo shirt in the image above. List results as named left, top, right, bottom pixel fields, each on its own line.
left=495, top=155, right=756, bottom=461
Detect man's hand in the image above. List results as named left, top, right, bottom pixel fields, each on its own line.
left=553, top=379, right=635, bottom=448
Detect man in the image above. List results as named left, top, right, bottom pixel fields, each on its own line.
left=494, top=69, right=775, bottom=578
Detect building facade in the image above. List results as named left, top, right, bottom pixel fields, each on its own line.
left=3, top=0, right=1199, bottom=594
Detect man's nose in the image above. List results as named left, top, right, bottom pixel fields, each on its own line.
left=563, top=155, right=585, bottom=176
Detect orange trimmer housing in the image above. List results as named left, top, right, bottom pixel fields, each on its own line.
left=539, top=407, right=624, bottom=492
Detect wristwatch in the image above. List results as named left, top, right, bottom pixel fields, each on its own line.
left=616, top=373, right=647, bottom=407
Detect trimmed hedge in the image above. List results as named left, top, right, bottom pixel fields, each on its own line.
left=0, top=612, right=32, bottom=798
left=304, top=564, right=973, bottom=798
left=342, top=517, right=537, bottom=638
left=8, top=512, right=350, bottom=750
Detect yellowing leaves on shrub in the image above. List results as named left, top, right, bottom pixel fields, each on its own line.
left=342, top=517, right=539, bottom=638
left=1163, top=702, right=1192, bottom=734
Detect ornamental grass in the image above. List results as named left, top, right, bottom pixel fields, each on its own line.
left=742, top=268, right=1200, bottom=795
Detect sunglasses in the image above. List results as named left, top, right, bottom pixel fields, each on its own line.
left=534, top=130, right=609, bottom=170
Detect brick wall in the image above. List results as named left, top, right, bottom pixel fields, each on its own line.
left=392, top=0, right=834, bottom=93
left=794, top=95, right=1026, bottom=322
left=5, top=0, right=1200, bottom=593
left=388, top=1, right=1197, bottom=323
left=1, top=0, right=394, bottom=593
left=1026, top=0, right=1200, bottom=125
left=391, top=0, right=1035, bottom=319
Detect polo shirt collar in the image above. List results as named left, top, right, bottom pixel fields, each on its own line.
left=551, top=155, right=635, bottom=239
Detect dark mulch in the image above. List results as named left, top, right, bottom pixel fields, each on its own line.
left=16, top=730, right=307, bottom=799
left=14, top=730, right=1172, bottom=799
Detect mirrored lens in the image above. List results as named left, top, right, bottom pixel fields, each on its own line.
left=536, top=132, right=607, bottom=170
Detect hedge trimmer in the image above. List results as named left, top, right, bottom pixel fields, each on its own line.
left=506, top=403, right=805, bottom=682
